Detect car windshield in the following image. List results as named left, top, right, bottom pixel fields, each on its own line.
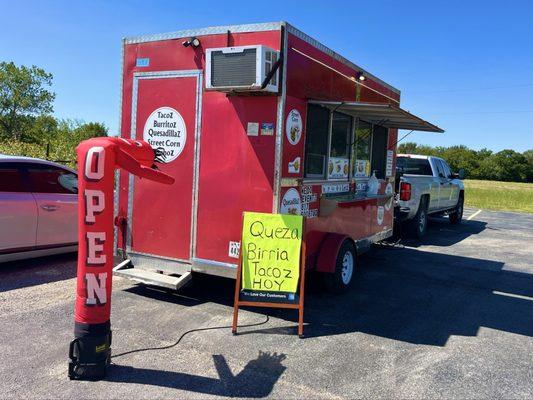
left=397, top=157, right=433, bottom=176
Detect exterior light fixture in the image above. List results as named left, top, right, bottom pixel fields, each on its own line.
left=357, top=72, right=366, bottom=81
left=182, top=37, right=201, bottom=48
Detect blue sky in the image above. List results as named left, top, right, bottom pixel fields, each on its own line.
left=1, top=0, right=532, bottom=152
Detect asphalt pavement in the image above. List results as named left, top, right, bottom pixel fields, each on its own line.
left=1, top=208, right=532, bottom=399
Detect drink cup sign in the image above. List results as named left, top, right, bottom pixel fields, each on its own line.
left=285, top=109, right=302, bottom=145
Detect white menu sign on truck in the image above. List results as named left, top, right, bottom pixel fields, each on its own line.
left=143, top=106, right=186, bottom=163
left=386, top=150, right=394, bottom=177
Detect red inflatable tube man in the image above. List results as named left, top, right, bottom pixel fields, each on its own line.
left=68, top=137, right=173, bottom=380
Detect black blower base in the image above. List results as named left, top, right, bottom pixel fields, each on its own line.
left=68, top=322, right=112, bottom=380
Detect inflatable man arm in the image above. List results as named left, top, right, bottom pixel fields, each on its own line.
left=115, top=146, right=174, bottom=184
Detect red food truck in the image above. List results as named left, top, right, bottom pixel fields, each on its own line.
left=114, top=22, right=443, bottom=293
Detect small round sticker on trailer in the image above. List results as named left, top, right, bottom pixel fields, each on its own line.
left=143, top=106, right=186, bottom=163
left=377, top=206, right=385, bottom=225
left=286, top=109, right=302, bottom=145
left=385, top=182, right=393, bottom=211
left=280, top=188, right=301, bottom=215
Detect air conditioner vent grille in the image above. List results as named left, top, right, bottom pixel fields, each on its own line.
left=211, top=48, right=257, bottom=87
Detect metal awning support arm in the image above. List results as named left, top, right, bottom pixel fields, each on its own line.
left=260, top=54, right=283, bottom=89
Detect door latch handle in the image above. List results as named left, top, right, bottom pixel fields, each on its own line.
left=41, top=204, right=59, bottom=211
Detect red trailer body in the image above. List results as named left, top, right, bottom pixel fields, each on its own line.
left=114, top=22, right=442, bottom=288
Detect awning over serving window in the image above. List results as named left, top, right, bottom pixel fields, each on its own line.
left=309, top=101, right=444, bottom=133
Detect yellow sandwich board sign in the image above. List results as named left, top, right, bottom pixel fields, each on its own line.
left=232, top=212, right=306, bottom=337
left=241, top=212, right=302, bottom=300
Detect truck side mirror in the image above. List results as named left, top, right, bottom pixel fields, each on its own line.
left=396, top=166, right=405, bottom=177
left=458, top=169, right=465, bottom=180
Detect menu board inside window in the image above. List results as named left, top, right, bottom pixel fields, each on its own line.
left=328, top=112, right=351, bottom=179
left=353, top=120, right=372, bottom=178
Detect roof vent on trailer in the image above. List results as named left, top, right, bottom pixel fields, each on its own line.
left=205, top=45, right=279, bottom=93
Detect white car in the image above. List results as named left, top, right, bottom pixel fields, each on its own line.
left=0, top=155, right=78, bottom=263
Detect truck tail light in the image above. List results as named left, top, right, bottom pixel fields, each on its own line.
left=400, top=182, right=411, bottom=201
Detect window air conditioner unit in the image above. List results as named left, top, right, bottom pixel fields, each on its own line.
left=205, top=45, right=280, bottom=93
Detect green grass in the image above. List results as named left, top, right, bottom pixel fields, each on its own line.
left=464, top=179, right=533, bottom=213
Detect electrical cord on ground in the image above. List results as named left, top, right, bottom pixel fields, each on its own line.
left=111, top=316, right=270, bottom=360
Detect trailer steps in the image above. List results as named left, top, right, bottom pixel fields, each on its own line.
left=113, top=259, right=192, bottom=290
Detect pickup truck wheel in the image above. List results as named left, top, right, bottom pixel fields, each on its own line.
left=324, top=240, right=356, bottom=294
left=449, top=196, right=464, bottom=224
left=407, top=197, right=428, bottom=238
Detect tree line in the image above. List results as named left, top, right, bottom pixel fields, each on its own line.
left=2, top=61, right=532, bottom=182
left=0, top=61, right=107, bottom=163
left=398, top=142, right=533, bottom=183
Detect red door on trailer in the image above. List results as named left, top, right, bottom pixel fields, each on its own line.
left=129, top=71, right=201, bottom=261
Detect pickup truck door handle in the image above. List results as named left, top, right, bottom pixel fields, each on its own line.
left=40, top=204, right=59, bottom=212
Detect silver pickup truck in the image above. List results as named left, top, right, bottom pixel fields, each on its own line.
left=395, top=154, right=465, bottom=237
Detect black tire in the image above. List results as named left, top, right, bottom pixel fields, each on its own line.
left=324, top=240, right=357, bottom=294
left=407, top=196, right=428, bottom=238
left=449, top=195, right=464, bottom=225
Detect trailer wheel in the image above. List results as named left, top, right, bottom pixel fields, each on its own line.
left=324, top=240, right=357, bottom=293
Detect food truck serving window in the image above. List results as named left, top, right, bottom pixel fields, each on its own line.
left=370, top=125, right=388, bottom=179
left=328, top=112, right=351, bottom=179
left=305, top=104, right=330, bottom=177
left=304, top=103, right=389, bottom=182
left=353, top=120, right=372, bottom=178
left=305, top=106, right=352, bottom=179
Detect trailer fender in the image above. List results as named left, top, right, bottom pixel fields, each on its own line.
left=316, top=233, right=353, bottom=274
